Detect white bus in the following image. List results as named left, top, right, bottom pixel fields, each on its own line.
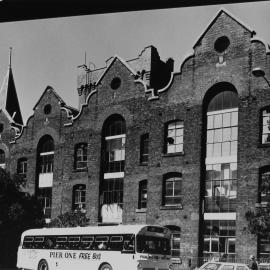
left=17, top=224, right=173, bottom=270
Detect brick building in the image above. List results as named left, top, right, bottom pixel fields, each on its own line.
left=1, top=8, right=270, bottom=260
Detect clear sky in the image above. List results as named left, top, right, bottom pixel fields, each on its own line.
left=0, top=1, right=269, bottom=123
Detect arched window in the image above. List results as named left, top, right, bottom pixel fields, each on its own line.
left=74, top=143, right=88, bottom=170
left=38, top=135, right=54, bottom=174
left=102, top=114, right=126, bottom=173
left=163, top=173, right=182, bottom=206
left=36, top=135, right=54, bottom=219
left=0, top=149, right=5, bottom=168
left=17, top=158, right=27, bottom=179
left=72, top=184, right=86, bottom=211
left=164, top=120, right=184, bottom=154
left=100, top=114, right=126, bottom=223
left=138, top=180, right=147, bottom=209
left=203, top=84, right=238, bottom=258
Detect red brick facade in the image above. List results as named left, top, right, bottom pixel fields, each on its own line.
left=1, top=8, right=270, bottom=260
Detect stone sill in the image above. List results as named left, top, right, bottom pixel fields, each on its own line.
left=73, top=168, right=88, bottom=173
left=160, top=205, right=183, bottom=210
left=136, top=208, right=147, bottom=213
left=162, top=152, right=184, bottom=158
left=258, top=143, right=270, bottom=148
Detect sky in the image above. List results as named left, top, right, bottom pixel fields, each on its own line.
left=0, top=1, right=270, bottom=123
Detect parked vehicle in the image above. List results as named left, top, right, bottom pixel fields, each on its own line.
left=199, top=261, right=250, bottom=270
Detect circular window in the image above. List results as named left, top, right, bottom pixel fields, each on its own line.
left=214, top=36, right=230, bottom=53
left=44, top=104, right=52, bottom=115
left=0, top=123, right=4, bottom=133
left=110, top=77, right=121, bottom=90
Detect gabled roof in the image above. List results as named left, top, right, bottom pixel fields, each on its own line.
left=193, top=7, right=255, bottom=48
left=96, top=55, right=137, bottom=86
left=33, top=85, right=79, bottom=116
left=0, top=66, right=23, bottom=125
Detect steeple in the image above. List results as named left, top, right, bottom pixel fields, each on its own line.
left=0, top=48, right=23, bottom=125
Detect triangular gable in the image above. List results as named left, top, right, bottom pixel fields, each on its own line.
left=193, top=7, right=255, bottom=48
left=96, top=55, right=137, bottom=86
left=33, top=85, right=66, bottom=110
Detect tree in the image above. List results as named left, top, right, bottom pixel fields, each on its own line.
left=0, top=168, right=45, bottom=267
left=245, top=172, right=270, bottom=239
left=48, top=210, right=90, bottom=228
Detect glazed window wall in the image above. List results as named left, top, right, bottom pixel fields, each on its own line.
left=205, top=163, right=237, bottom=212
left=101, top=178, right=123, bottom=207
left=203, top=220, right=236, bottom=257
left=206, top=110, right=238, bottom=158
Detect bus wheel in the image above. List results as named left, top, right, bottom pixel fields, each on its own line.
left=99, top=263, right=113, bottom=270
left=38, top=259, right=49, bottom=270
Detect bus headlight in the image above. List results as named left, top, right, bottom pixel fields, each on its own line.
left=169, top=264, right=173, bottom=270
left=137, top=263, right=142, bottom=270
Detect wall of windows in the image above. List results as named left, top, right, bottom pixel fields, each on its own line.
left=100, top=114, right=126, bottom=223
left=203, top=88, right=238, bottom=258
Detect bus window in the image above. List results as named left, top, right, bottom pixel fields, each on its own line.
left=34, top=236, right=45, bottom=249
left=56, top=236, right=68, bottom=249
left=136, top=235, right=170, bottom=255
left=108, top=235, right=123, bottom=251
left=122, top=235, right=135, bottom=253
left=95, top=236, right=109, bottom=250
left=45, top=236, right=56, bottom=249
left=23, top=236, right=34, bottom=249
left=68, top=236, right=80, bottom=250
left=81, top=236, right=94, bottom=250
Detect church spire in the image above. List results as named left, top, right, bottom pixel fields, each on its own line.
left=0, top=48, right=23, bottom=125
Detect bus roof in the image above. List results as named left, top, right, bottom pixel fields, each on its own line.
left=21, top=225, right=167, bottom=237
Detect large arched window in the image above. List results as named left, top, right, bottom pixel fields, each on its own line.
left=202, top=83, right=238, bottom=259
left=100, top=114, right=126, bottom=223
left=36, top=135, right=54, bottom=219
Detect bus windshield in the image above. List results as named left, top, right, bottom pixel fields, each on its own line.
left=136, top=235, right=170, bottom=255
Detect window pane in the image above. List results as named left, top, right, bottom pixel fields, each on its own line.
left=222, top=142, right=230, bottom=156
left=213, top=143, right=221, bottom=156
left=223, top=128, right=231, bottom=142
left=214, top=129, right=222, bottom=143
left=208, top=115, right=214, bottom=129
left=231, top=112, right=238, bottom=126
left=207, top=144, right=213, bottom=157
left=214, top=114, right=222, bottom=128
left=207, top=130, right=214, bottom=143
left=231, top=141, right=237, bottom=155
left=223, top=113, right=231, bottom=127
left=231, top=127, right=238, bottom=141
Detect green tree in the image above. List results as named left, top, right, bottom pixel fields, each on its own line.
left=48, top=210, right=90, bottom=228
left=0, top=168, right=44, bottom=267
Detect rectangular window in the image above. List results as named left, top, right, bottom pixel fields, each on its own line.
left=138, top=180, right=147, bottom=209
left=75, top=144, right=87, bottom=170
left=38, top=188, right=52, bottom=218
left=165, top=121, right=184, bottom=154
left=262, top=108, right=270, bottom=144
left=259, top=238, right=270, bottom=259
left=18, top=158, right=27, bottom=179
left=171, top=233, right=181, bottom=258
left=74, top=186, right=86, bottom=210
left=140, top=134, right=149, bottom=164
left=260, top=169, right=270, bottom=205
left=164, top=175, right=182, bottom=206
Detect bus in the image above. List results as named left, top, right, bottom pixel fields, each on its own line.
left=17, top=224, right=173, bottom=270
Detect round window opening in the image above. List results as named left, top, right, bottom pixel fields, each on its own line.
left=111, top=77, right=121, bottom=90
left=44, top=104, right=52, bottom=115
left=214, top=36, right=230, bottom=53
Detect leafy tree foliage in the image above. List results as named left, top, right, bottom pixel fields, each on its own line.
left=0, top=168, right=44, bottom=267
left=245, top=205, right=270, bottom=238
left=48, top=210, right=89, bottom=228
